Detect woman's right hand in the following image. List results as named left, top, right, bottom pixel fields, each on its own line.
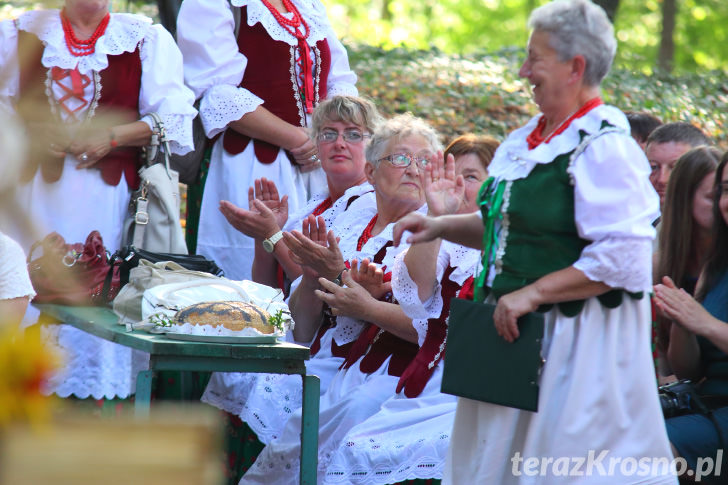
left=392, top=212, right=442, bottom=247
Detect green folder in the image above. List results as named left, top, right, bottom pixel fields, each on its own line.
left=441, top=299, right=544, bottom=412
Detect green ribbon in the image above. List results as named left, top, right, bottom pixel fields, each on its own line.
left=474, top=177, right=507, bottom=302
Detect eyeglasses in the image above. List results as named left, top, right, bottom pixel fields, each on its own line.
left=377, top=153, right=430, bottom=169
left=318, top=129, right=370, bottom=144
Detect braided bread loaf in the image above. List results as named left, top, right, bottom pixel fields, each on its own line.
left=175, top=301, right=274, bottom=334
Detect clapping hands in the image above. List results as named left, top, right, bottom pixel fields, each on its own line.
left=219, top=178, right=288, bottom=240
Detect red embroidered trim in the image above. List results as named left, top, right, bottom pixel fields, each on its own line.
left=526, top=97, right=603, bottom=150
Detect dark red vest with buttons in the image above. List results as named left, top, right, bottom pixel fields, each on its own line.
left=222, top=6, right=330, bottom=162
left=17, top=30, right=143, bottom=188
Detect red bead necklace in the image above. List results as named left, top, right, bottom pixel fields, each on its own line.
left=311, top=197, right=333, bottom=216
left=259, top=0, right=315, bottom=113
left=61, top=9, right=110, bottom=57
left=260, top=0, right=309, bottom=39
left=357, top=214, right=379, bottom=251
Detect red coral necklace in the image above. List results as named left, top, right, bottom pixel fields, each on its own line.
left=260, top=0, right=315, bottom=114
left=357, top=214, right=379, bottom=251
left=60, top=9, right=110, bottom=57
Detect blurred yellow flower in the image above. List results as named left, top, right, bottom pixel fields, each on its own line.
left=0, top=326, right=61, bottom=429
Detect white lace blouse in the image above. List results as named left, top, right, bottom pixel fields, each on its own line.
left=0, top=10, right=196, bottom=154
left=0, top=232, right=35, bottom=301
left=176, top=0, right=358, bottom=138
left=485, top=104, right=659, bottom=293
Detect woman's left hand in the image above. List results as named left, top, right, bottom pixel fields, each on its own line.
left=349, top=258, right=391, bottom=300
left=422, top=151, right=464, bottom=216
left=70, top=129, right=114, bottom=169
left=314, top=271, right=376, bottom=320
left=493, top=285, right=540, bottom=343
left=290, top=126, right=320, bottom=172
left=283, top=215, right=346, bottom=280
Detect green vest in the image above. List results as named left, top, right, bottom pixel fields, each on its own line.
left=475, top=128, right=642, bottom=317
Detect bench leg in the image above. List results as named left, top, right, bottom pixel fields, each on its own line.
left=299, top=374, right=320, bottom=485
left=135, top=370, right=154, bottom=418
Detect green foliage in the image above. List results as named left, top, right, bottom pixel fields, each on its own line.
left=325, top=0, right=728, bottom=74
left=348, top=44, right=728, bottom=147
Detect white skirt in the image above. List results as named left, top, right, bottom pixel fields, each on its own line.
left=201, top=329, right=343, bottom=444
left=6, top=157, right=131, bottom=253
left=10, top=157, right=147, bottom=400
left=196, top=139, right=326, bottom=281
left=323, top=364, right=457, bottom=484
left=240, top=355, right=399, bottom=485
left=41, top=324, right=150, bottom=400
left=443, top=296, right=676, bottom=485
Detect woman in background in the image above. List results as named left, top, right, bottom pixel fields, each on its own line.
left=0, top=0, right=196, bottom=400
left=655, top=149, right=728, bottom=484
left=322, top=134, right=498, bottom=483
left=654, top=146, right=720, bottom=383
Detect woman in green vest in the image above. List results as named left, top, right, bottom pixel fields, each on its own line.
left=393, top=1, right=675, bottom=483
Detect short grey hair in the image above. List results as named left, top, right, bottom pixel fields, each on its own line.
left=528, top=0, right=616, bottom=86
left=365, top=113, right=443, bottom=167
left=311, top=95, right=383, bottom=139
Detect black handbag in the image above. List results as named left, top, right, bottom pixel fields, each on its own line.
left=103, top=245, right=224, bottom=299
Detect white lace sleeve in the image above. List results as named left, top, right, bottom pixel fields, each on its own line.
left=574, top=237, right=653, bottom=292
left=139, top=25, right=196, bottom=154
left=571, top=133, right=659, bottom=291
left=0, top=19, right=19, bottom=112
left=391, top=248, right=448, bottom=321
left=0, top=233, right=35, bottom=300
left=176, top=0, right=264, bottom=137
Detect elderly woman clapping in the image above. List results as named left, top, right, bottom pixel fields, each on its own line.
left=393, top=1, right=675, bottom=483
left=217, top=95, right=382, bottom=291
left=239, top=114, right=443, bottom=484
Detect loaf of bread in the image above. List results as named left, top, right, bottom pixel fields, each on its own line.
left=174, top=301, right=274, bottom=334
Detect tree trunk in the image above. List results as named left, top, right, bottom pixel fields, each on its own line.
left=658, top=0, right=677, bottom=73
left=593, top=0, right=620, bottom=23
left=381, top=0, right=392, bottom=21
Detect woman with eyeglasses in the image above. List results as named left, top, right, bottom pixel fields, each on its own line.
left=214, top=95, right=382, bottom=293
left=200, top=96, right=380, bottom=451
left=177, top=0, right=358, bottom=282
left=393, top=1, right=673, bottom=483
left=238, top=113, right=441, bottom=484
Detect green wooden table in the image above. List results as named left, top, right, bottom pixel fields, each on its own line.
left=36, top=304, right=320, bottom=485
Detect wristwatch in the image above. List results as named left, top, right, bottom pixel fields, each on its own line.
left=262, top=230, right=283, bottom=253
